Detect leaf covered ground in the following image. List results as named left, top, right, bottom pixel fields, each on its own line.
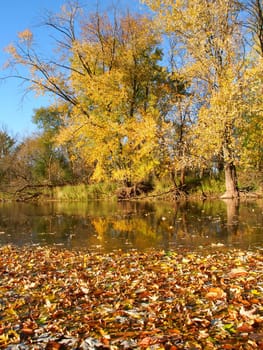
left=1, top=245, right=263, bottom=349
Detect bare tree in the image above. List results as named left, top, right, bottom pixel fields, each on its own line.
left=245, top=0, right=263, bottom=56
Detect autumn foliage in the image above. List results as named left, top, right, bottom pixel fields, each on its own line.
left=1, top=245, right=263, bottom=349
left=2, top=0, right=263, bottom=198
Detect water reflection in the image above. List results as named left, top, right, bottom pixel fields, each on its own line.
left=0, top=199, right=262, bottom=252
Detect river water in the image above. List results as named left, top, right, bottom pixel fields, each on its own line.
left=0, top=199, right=262, bottom=252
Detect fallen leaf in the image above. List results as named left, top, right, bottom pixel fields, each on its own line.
left=21, top=327, right=34, bottom=336
left=228, top=267, right=248, bottom=278
left=205, top=287, right=226, bottom=300
left=237, top=323, right=254, bottom=332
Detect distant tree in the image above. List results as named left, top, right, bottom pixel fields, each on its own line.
left=32, top=107, right=70, bottom=184
left=32, top=106, right=93, bottom=184
left=33, top=106, right=62, bottom=135
left=0, top=128, right=16, bottom=185
left=0, top=128, right=15, bottom=159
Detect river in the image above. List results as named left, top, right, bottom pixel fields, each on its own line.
left=0, top=199, right=262, bottom=252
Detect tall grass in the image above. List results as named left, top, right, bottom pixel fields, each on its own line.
left=0, top=191, right=13, bottom=201
left=152, top=177, right=175, bottom=195
left=50, top=182, right=118, bottom=201
left=152, top=174, right=226, bottom=199
left=197, top=177, right=226, bottom=196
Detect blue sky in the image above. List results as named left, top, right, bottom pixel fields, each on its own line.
left=0, top=0, right=146, bottom=139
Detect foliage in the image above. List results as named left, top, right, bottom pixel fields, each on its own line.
left=245, top=0, right=263, bottom=56
left=58, top=11, right=166, bottom=184
left=0, top=129, right=16, bottom=186
left=8, top=135, right=68, bottom=187
left=4, top=5, right=169, bottom=186
left=32, top=107, right=75, bottom=185
left=0, top=129, right=15, bottom=159
left=142, top=0, right=262, bottom=197
left=238, top=55, right=263, bottom=171
left=1, top=245, right=263, bottom=348
left=2, top=0, right=263, bottom=197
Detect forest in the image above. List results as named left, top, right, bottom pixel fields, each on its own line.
left=0, top=0, right=262, bottom=201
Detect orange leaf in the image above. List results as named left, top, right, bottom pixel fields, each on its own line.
left=138, top=337, right=157, bottom=347
left=21, top=328, right=34, bottom=336
left=45, top=341, right=62, bottom=350
left=228, top=268, right=247, bottom=278
left=237, top=323, right=254, bottom=332
left=205, top=287, right=226, bottom=300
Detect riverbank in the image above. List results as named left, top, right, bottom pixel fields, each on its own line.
left=1, top=176, right=262, bottom=202
left=1, top=245, right=263, bottom=349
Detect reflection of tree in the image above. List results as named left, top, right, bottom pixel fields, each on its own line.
left=113, top=219, right=158, bottom=238
left=3, top=199, right=262, bottom=251
left=223, top=199, right=240, bottom=235
left=91, top=217, right=161, bottom=246
left=92, top=218, right=108, bottom=241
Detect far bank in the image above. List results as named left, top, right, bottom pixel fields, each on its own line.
left=0, top=172, right=262, bottom=202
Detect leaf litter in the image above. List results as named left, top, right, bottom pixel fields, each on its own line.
left=1, top=245, right=263, bottom=349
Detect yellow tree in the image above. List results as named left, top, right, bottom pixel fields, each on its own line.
left=239, top=59, right=263, bottom=172
left=153, top=70, right=195, bottom=187
left=60, top=10, right=165, bottom=186
left=143, top=0, right=248, bottom=198
left=4, top=3, right=166, bottom=190
left=239, top=0, right=263, bottom=173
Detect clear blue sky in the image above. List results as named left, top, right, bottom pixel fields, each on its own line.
left=0, top=0, right=146, bottom=139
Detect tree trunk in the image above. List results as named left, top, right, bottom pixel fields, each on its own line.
left=221, top=162, right=239, bottom=198
left=180, top=166, right=185, bottom=186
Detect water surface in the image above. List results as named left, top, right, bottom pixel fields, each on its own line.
left=0, top=199, right=262, bottom=252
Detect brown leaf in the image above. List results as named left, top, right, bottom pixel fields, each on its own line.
left=228, top=267, right=248, bottom=278
left=21, top=328, right=34, bottom=336
left=205, top=287, right=226, bottom=300
left=237, top=323, right=254, bottom=333
left=45, top=341, right=65, bottom=350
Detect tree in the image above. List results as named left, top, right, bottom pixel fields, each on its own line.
left=9, top=136, right=39, bottom=186
left=6, top=1, right=261, bottom=197
left=238, top=0, right=263, bottom=173
left=58, top=10, right=167, bottom=186
left=0, top=128, right=16, bottom=185
left=4, top=3, right=167, bottom=188
left=245, top=0, right=263, bottom=56
left=143, top=0, right=249, bottom=198
left=33, top=106, right=93, bottom=184
left=0, top=128, right=15, bottom=159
